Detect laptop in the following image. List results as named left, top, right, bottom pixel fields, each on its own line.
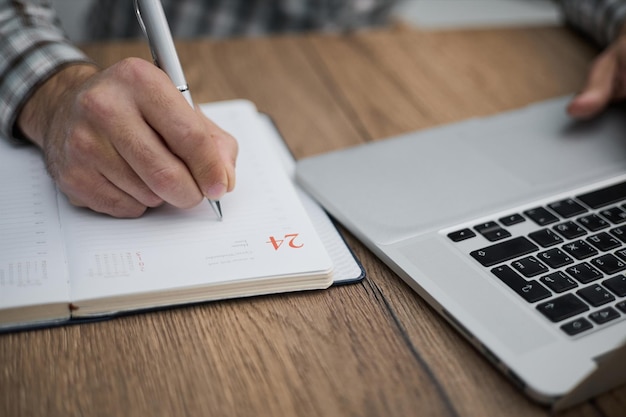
left=295, top=96, right=626, bottom=409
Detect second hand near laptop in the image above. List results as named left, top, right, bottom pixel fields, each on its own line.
left=134, top=0, right=223, bottom=220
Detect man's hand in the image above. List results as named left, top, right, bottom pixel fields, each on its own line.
left=17, top=58, right=238, bottom=218
left=568, top=33, right=626, bottom=119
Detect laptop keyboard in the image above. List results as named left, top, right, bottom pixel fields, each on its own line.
left=448, top=180, right=626, bottom=337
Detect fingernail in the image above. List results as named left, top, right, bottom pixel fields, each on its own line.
left=206, top=183, right=226, bottom=200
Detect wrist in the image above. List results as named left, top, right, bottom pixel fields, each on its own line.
left=17, top=63, right=100, bottom=147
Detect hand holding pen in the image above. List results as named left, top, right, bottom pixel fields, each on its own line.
left=17, top=2, right=237, bottom=219
left=135, top=0, right=226, bottom=218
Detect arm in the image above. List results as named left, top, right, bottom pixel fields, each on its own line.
left=559, top=0, right=626, bottom=118
left=1, top=1, right=238, bottom=218
left=0, top=0, right=93, bottom=140
left=560, top=0, right=626, bottom=46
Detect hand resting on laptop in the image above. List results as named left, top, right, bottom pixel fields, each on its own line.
left=568, top=28, right=626, bottom=120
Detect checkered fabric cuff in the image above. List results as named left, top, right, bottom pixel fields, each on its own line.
left=0, top=28, right=92, bottom=140
left=560, top=0, right=626, bottom=46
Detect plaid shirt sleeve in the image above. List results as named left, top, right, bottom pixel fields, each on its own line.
left=560, top=0, right=626, bottom=46
left=0, top=0, right=93, bottom=140
left=85, top=0, right=396, bottom=40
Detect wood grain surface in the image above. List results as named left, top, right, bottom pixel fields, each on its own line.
left=2, top=24, right=625, bottom=417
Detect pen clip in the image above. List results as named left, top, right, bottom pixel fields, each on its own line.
left=133, top=0, right=159, bottom=66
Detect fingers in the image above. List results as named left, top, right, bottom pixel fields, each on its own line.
left=129, top=63, right=238, bottom=201
left=567, top=41, right=622, bottom=119
left=64, top=174, right=152, bottom=218
left=50, top=126, right=164, bottom=217
left=198, top=108, right=238, bottom=195
left=53, top=157, right=160, bottom=218
left=567, top=91, right=610, bottom=120
left=42, top=58, right=238, bottom=217
left=106, top=110, right=206, bottom=208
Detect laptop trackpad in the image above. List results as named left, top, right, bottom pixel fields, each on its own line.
left=393, top=235, right=557, bottom=355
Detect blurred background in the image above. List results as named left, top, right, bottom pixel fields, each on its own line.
left=50, top=0, right=563, bottom=42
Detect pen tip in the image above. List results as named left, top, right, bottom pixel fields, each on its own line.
left=215, top=200, right=223, bottom=220
left=208, top=199, right=223, bottom=220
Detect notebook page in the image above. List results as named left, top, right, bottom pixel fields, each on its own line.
left=64, top=101, right=333, bottom=308
left=0, top=140, right=70, bottom=321
left=254, top=113, right=363, bottom=284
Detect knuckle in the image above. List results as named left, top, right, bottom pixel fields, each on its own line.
left=202, top=157, right=224, bottom=179
left=114, top=57, right=152, bottom=83
left=211, top=128, right=239, bottom=160
left=150, top=165, right=183, bottom=194
left=150, top=165, right=203, bottom=208
left=133, top=183, right=166, bottom=208
left=75, top=85, right=117, bottom=120
left=56, top=167, right=88, bottom=195
left=108, top=204, right=148, bottom=219
left=178, top=121, right=206, bottom=149
left=86, top=185, right=148, bottom=218
left=64, top=127, right=101, bottom=158
left=93, top=199, right=147, bottom=218
left=225, top=134, right=239, bottom=163
left=210, top=130, right=230, bottom=146
left=145, top=195, right=165, bottom=208
left=113, top=57, right=165, bottom=98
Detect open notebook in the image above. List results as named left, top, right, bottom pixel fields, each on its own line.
left=0, top=99, right=363, bottom=332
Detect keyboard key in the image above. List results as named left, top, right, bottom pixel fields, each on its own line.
left=511, top=256, right=548, bottom=277
left=448, top=228, right=476, bottom=242
left=603, top=274, right=626, bottom=297
left=474, top=221, right=510, bottom=242
left=528, top=229, right=563, bottom=248
left=617, top=300, right=626, bottom=313
left=549, top=199, right=587, bottom=218
left=491, top=265, right=551, bottom=303
left=553, top=221, right=587, bottom=239
left=614, top=248, right=626, bottom=262
left=576, top=180, right=626, bottom=209
left=499, top=213, right=525, bottom=226
left=610, top=225, right=626, bottom=242
left=599, top=206, right=626, bottom=224
left=482, top=228, right=511, bottom=242
left=562, top=240, right=598, bottom=260
left=474, top=221, right=498, bottom=233
left=577, top=284, right=616, bottom=307
left=589, top=307, right=620, bottom=325
left=471, top=237, right=538, bottom=267
left=565, top=262, right=603, bottom=284
left=537, top=248, right=574, bottom=268
left=586, top=232, right=621, bottom=252
left=578, top=214, right=609, bottom=232
left=590, top=254, right=626, bottom=275
left=524, top=207, right=559, bottom=226
left=561, top=317, right=593, bottom=336
left=537, top=294, right=589, bottom=322
left=541, top=271, right=578, bottom=293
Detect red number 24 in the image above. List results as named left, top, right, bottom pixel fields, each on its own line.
left=267, top=233, right=304, bottom=250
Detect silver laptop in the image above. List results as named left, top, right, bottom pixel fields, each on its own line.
left=295, top=96, right=626, bottom=409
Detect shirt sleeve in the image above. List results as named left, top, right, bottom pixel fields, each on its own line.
left=0, top=0, right=93, bottom=140
left=559, top=0, right=626, bottom=46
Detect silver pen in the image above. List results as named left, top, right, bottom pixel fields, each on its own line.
left=134, top=0, right=223, bottom=220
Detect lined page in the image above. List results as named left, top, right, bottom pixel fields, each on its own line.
left=0, top=140, right=70, bottom=321
left=64, top=101, right=333, bottom=308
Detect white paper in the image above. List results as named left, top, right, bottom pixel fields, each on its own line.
left=0, top=141, right=70, bottom=322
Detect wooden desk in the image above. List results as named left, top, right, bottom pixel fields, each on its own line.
left=2, top=25, right=624, bottom=416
